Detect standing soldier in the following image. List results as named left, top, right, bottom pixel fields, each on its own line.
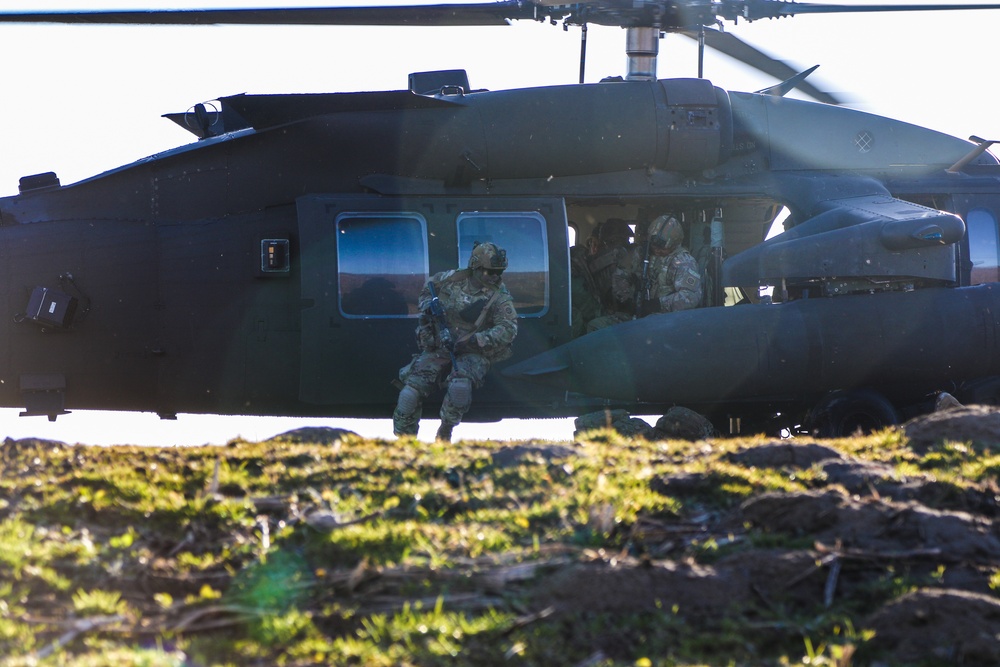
left=588, top=214, right=702, bottom=331
left=393, top=241, right=518, bottom=442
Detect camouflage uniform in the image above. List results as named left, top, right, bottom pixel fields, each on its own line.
left=613, top=245, right=702, bottom=312
left=571, top=220, right=632, bottom=337
left=587, top=215, right=702, bottom=332
left=587, top=220, right=633, bottom=315
left=393, top=242, right=518, bottom=441
left=570, top=245, right=601, bottom=338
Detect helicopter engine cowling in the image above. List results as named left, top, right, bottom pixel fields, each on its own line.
left=723, top=174, right=967, bottom=292
left=473, top=78, right=732, bottom=178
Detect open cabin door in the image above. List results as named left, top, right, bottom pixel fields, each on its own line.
left=296, top=194, right=570, bottom=418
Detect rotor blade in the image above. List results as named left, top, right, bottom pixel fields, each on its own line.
left=3, top=2, right=998, bottom=29
left=682, top=28, right=841, bottom=105
left=739, top=2, right=1000, bottom=21
left=0, top=2, right=536, bottom=27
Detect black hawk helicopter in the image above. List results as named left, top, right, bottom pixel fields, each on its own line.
left=2, top=1, right=1000, bottom=437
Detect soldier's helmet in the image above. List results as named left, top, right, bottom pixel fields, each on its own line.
left=468, top=241, right=508, bottom=271
left=647, top=215, right=684, bottom=253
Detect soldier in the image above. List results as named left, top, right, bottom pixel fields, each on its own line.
left=587, top=214, right=702, bottom=331
left=392, top=241, right=518, bottom=442
left=587, top=218, right=633, bottom=316
left=569, top=219, right=633, bottom=337
left=570, top=244, right=601, bottom=338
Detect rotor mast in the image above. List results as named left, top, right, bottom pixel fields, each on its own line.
left=625, top=26, right=660, bottom=81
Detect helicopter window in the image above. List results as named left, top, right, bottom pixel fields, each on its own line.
left=457, top=211, right=548, bottom=316
left=968, top=208, right=1000, bottom=285
left=336, top=213, right=428, bottom=318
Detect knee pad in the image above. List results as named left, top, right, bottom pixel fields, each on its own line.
left=396, top=385, right=422, bottom=416
left=445, top=377, right=473, bottom=413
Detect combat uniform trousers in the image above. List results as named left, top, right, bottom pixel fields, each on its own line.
left=392, top=349, right=491, bottom=437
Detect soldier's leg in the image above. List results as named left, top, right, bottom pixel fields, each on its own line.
left=436, top=377, right=470, bottom=442
left=393, top=352, right=449, bottom=437
left=392, top=385, right=424, bottom=437
left=438, top=354, right=490, bottom=442
left=586, top=311, right=629, bottom=334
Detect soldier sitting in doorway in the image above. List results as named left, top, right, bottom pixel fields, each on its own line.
left=392, top=242, right=518, bottom=443
left=587, top=214, right=702, bottom=332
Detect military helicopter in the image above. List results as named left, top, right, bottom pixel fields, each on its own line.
left=2, top=1, right=1000, bottom=438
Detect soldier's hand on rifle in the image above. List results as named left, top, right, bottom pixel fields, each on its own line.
left=438, top=326, right=455, bottom=351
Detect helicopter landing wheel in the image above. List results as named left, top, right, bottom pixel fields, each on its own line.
left=805, top=389, right=899, bottom=438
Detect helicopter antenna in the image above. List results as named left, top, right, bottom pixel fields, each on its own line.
left=681, top=27, right=841, bottom=104
left=697, top=26, right=705, bottom=78
left=754, top=65, right=823, bottom=98
left=947, top=137, right=999, bottom=174
left=579, top=23, right=588, bottom=84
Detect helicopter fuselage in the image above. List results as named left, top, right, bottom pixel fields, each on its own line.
left=2, top=75, right=999, bottom=433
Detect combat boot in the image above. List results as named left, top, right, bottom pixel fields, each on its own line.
left=436, top=422, right=455, bottom=443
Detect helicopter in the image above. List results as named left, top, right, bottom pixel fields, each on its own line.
left=2, top=1, right=1000, bottom=438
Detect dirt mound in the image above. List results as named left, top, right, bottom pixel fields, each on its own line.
left=629, top=437, right=1000, bottom=663
left=866, top=589, right=1000, bottom=664
left=726, top=440, right=842, bottom=468
left=262, top=426, right=357, bottom=445
left=531, top=548, right=834, bottom=621
left=744, top=489, right=1000, bottom=558
left=904, top=404, right=1000, bottom=451
left=488, top=443, right=579, bottom=468
left=532, top=558, right=749, bottom=619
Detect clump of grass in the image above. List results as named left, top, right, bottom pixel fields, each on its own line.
left=71, top=588, right=129, bottom=617
left=0, top=516, right=75, bottom=590
left=332, top=598, right=514, bottom=666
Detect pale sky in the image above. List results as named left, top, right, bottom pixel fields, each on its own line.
left=0, top=0, right=996, bottom=445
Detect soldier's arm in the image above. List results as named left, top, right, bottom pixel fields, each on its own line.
left=417, top=282, right=433, bottom=312
left=472, top=291, right=518, bottom=352
left=610, top=265, right=635, bottom=304
left=417, top=270, right=454, bottom=312
left=416, top=271, right=457, bottom=350
left=661, top=255, right=703, bottom=312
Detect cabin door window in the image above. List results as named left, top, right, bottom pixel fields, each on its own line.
left=335, top=213, right=428, bottom=318
left=456, top=211, right=549, bottom=316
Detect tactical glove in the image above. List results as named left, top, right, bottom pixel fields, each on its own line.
left=456, top=335, right=483, bottom=354
left=639, top=297, right=660, bottom=317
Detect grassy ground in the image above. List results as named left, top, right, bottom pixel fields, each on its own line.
left=1, top=419, right=999, bottom=666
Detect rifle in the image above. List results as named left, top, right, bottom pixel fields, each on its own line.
left=427, top=281, right=458, bottom=370
left=633, top=232, right=653, bottom=319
